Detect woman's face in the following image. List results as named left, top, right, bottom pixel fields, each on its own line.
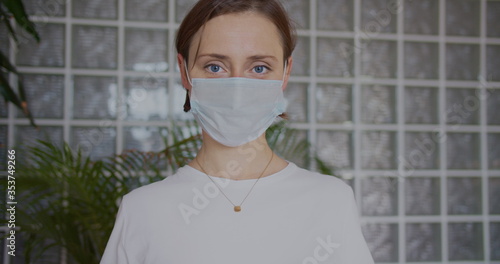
left=178, top=11, right=292, bottom=90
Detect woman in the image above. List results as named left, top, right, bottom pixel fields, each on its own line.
left=101, top=0, right=374, bottom=263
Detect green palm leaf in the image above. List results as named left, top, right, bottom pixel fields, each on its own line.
left=0, top=0, right=38, bottom=127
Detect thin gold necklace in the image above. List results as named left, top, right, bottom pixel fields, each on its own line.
left=194, top=152, right=274, bottom=212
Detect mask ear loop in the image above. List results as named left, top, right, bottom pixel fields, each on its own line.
left=184, top=60, right=194, bottom=86
left=280, top=61, right=288, bottom=87
left=183, top=60, right=192, bottom=112
left=278, top=61, right=289, bottom=119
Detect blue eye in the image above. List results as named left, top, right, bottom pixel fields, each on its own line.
left=254, top=66, right=266, bottom=74
left=208, top=65, right=221, bottom=72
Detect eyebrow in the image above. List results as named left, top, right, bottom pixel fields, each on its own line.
left=197, top=53, right=278, bottom=62
left=197, top=53, right=229, bottom=60
left=248, top=55, right=278, bottom=62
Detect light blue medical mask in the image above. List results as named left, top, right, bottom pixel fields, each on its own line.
left=184, top=62, right=288, bottom=147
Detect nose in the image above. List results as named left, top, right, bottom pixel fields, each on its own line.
left=229, top=67, right=244, bottom=78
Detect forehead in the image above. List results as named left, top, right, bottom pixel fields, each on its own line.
left=189, top=12, right=284, bottom=62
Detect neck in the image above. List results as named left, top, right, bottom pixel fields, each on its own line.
left=191, top=131, right=287, bottom=180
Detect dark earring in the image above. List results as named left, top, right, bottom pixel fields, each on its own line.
left=183, top=91, right=191, bottom=112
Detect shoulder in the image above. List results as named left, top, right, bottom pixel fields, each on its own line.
left=288, top=164, right=354, bottom=198
left=291, top=164, right=351, bottom=190
left=120, top=166, right=193, bottom=207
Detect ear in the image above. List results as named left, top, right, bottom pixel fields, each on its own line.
left=177, top=53, right=192, bottom=91
left=282, top=56, right=293, bottom=91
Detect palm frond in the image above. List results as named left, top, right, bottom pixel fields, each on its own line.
left=15, top=139, right=165, bottom=264
left=1, top=0, right=40, bottom=42
left=0, top=0, right=38, bottom=127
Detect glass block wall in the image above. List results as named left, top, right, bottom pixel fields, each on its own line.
left=0, top=0, right=499, bottom=263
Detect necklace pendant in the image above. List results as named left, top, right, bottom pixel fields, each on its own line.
left=234, top=206, right=241, bottom=212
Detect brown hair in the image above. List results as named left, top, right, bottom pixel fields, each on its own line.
left=176, top=0, right=296, bottom=113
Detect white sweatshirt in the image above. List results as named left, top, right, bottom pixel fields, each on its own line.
left=101, top=162, right=374, bottom=264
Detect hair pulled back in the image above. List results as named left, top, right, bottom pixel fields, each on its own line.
left=176, top=0, right=296, bottom=64
left=176, top=0, right=296, bottom=114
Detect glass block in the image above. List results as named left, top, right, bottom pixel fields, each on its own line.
left=15, top=126, right=63, bottom=165
left=448, top=222, right=484, bottom=261
left=0, top=173, right=3, bottom=217
left=361, top=85, right=395, bottom=124
left=489, top=134, right=500, bottom=170
left=489, top=178, right=500, bottom=214
left=123, top=77, right=168, bottom=121
left=0, top=94, right=7, bottom=117
left=71, top=127, right=116, bottom=161
left=487, top=1, right=500, bottom=37
left=405, top=87, right=438, bottom=124
left=317, top=131, right=352, bottom=169
left=124, top=127, right=166, bottom=152
left=361, top=177, right=398, bottom=216
left=17, top=23, right=64, bottom=67
left=317, top=38, right=353, bottom=77
left=0, top=191, right=4, bottom=218
left=446, top=133, right=480, bottom=169
left=487, top=45, right=500, bottom=82
left=15, top=126, right=63, bottom=147
left=281, top=130, right=309, bottom=168
left=282, top=0, right=309, bottom=29
left=73, top=76, right=117, bottom=119
left=447, top=177, right=482, bottom=215
left=404, top=42, right=439, bottom=79
left=446, top=44, right=480, bottom=80
left=406, top=223, right=441, bottom=261
left=0, top=72, right=8, bottom=117
left=361, top=40, right=397, bottom=78
left=404, top=0, right=439, bottom=35
left=446, top=0, right=480, bottom=36
left=361, top=0, right=398, bottom=34
left=72, top=25, right=117, bottom=69
left=72, top=0, right=117, bottom=19
left=487, top=89, right=500, bottom=125
left=405, top=177, right=440, bottom=215
left=316, top=84, right=351, bottom=124
left=492, top=222, right=500, bottom=260
left=175, top=0, right=199, bottom=22
left=317, top=0, right=353, bottom=31
left=446, top=88, right=480, bottom=125
left=18, top=74, right=64, bottom=119
left=361, top=131, right=396, bottom=169
left=291, top=37, right=310, bottom=76
left=0, top=23, right=10, bottom=55
left=0, top=231, right=3, bottom=252
left=362, top=223, right=398, bottom=262
left=23, top=0, right=66, bottom=16
left=0, top=126, right=7, bottom=171
left=405, top=132, right=439, bottom=169
left=125, top=28, right=168, bottom=72
left=284, top=82, right=307, bottom=122
left=125, top=0, right=168, bottom=22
